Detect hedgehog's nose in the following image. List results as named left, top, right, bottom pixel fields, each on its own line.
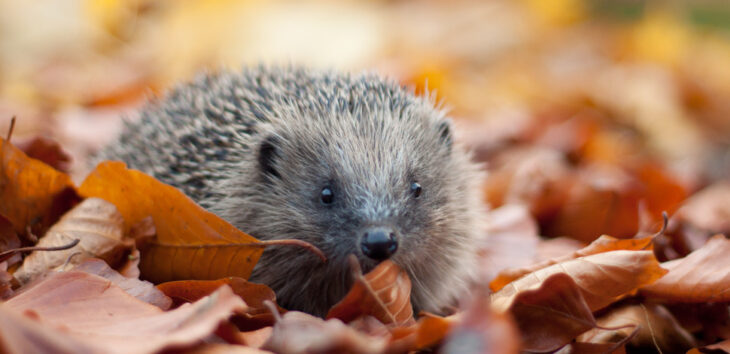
left=360, top=227, right=398, bottom=261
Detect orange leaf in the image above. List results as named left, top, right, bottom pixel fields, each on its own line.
left=326, top=258, right=415, bottom=327
left=490, top=234, right=654, bottom=291
left=16, top=136, right=72, bottom=173
left=642, top=234, right=730, bottom=302
left=388, top=313, right=457, bottom=351
left=0, top=137, right=77, bottom=238
left=491, top=250, right=667, bottom=312
left=509, top=273, right=598, bottom=352
left=78, top=161, right=264, bottom=282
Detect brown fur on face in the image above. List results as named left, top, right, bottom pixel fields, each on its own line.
left=97, top=66, right=487, bottom=317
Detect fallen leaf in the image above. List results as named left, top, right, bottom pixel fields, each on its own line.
left=491, top=235, right=654, bottom=291
left=388, top=313, right=458, bottom=352
left=534, top=237, right=584, bottom=262
left=665, top=302, right=730, bottom=345
left=78, top=161, right=264, bottom=282
left=0, top=215, right=21, bottom=266
left=491, top=250, right=667, bottom=312
left=0, top=262, right=14, bottom=300
left=184, top=343, right=272, bottom=353
left=158, top=277, right=275, bottom=312
left=688, top=339, right=730, bottom=354
left=580, top=303, right=694, bottom=353
left=16, top=136, right=72, bottom=173
left=73, top=258, right=172, bottom=310
left=262, top=311, right=388, bottom=354
left=239, top=327, right=273, bottom=349
left=546, top=164, right=642, bottom=242
left=676, top=182, right=730, bottom=236
left=0, top=136, right=78, bottom=238
left=642, top=234, right=730, bottom=302
left=483, top=146, right=572, bottom=220
left=0, top=305, right=98, bottom=354
left=13, top=197, right=129, bottom=284
left=635, top=163, right=687, bottom=224
left=441, top=289, right=520, bottom=354
left=508, top=273, right=598, bottom=353
left=326, top=257, right=415, bottom=327
left=4, top=270, right=246, bottom=354
left=555, top=338, right=634, bottom=354
left=478, top=204, right=540, bottom=283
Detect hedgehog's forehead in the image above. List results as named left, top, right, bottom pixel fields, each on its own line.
left=280, top=108, right=430, bottom=181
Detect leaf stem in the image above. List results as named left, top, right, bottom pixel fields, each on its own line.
left=0, top=238, right=80, bottom=263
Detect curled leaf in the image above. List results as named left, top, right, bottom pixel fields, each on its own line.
left=0, top=136, right=78, bottom=238
left=642, top=234, right=730, bottom=302
left=491, top=234, right=655, bottom=292
left=326, top=257, right=415, bottom=327
left=491, top=250, right=667, bottom=313
left=509, top=273, right=598, bottom=353
left=13, top=197, right=129, bottom=284
left=78, top=161, right=264, bottom=282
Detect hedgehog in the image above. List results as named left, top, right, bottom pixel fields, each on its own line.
left=96, top=66, right=487, bottom=317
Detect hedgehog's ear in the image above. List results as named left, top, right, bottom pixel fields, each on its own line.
left=437, top=120, right=453, bottom=152
left=258, top=135, right=281, bottom=180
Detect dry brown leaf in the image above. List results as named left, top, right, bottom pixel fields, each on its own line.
left=546, top=165, right=643, bottom=242
left=554, top=339, right=633, bottom=354
left=0, top=305, right=98, bottom=354
left=185, top=343, right=273, bottom=354
left=0, top=215, right=21, bottom=267
left=326, top=258, right=415, bottom=327
left=4, top=270, right=245, bottom=354
left=78, top=161, right=264, bottom=282
left=13, top=197, right=129, bottom=284
left=482, top=146, right=572, bottom=219
left=490, top=235, right=654, bottom=291
left=642, top=234, right=730, bottom=302
left=580, top=303, right=694, bottom=353
left=509, top=273, right=598, bottom=353
left=534, top=237, right=584, bottom=262
left=157, top=277, right=281, bottom=330
left=16, top=136, right=72, bottom=173
left=441, top=289, right=520, bottom=354
left=675, top=182, right=730, bottom=242
left=491, top=250, right=667, bottom=313
left=478, top=204, right=540, bottom=283
left=262, top=311, right=387, bottom=354
left=0, top=262, right=14, bottom=300
left=0, top=136, right=78, bottom=238
left=388, top=313, right=457, bottom=352
left=688, top=339, right=730, bottom=354
left=239, top=327, right=273, bottom=349
left=73, top=258, right=172, bottom=310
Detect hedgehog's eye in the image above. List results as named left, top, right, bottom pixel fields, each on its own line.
left=320, top=186, right=334, bottom=204
left=410, top=182, right=422, bottom=198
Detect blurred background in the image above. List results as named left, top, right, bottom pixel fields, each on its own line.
left=1, top=0, right=729, bottom=242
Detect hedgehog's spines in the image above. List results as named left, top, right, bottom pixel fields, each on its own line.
left=97, top=66, right=486, bottom=316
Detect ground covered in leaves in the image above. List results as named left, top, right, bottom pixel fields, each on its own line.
left=1, top=0, right=730, bottom=353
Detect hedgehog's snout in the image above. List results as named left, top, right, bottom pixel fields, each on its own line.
left=360, top=227, right=398, bottom=261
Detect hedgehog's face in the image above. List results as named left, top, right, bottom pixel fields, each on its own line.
left=252, top=108, right=477, bottom=276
